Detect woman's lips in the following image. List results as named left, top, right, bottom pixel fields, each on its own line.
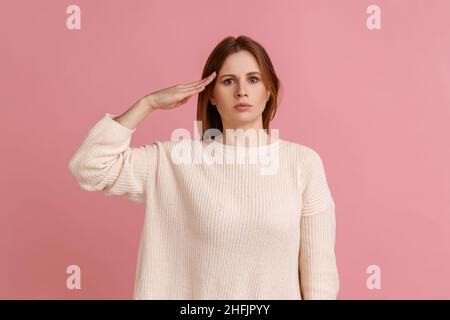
left=234, top=104, right=252, bottom=111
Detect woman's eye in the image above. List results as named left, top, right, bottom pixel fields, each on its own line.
left=223, top=76, right=259, bottom=85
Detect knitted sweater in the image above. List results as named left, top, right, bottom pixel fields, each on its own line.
left=68, top=113, right=340, bottom=300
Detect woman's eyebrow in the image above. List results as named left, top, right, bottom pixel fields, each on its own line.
left=219, top=72, right=261, bottom=79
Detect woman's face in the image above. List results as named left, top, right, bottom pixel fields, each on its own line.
left=210, top=50, right=271, bottom=131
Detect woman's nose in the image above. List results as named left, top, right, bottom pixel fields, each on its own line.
left=236, top=88, right=248, bottom=97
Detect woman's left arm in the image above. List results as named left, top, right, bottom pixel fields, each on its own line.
left=298, top=148, right=340, bottom=300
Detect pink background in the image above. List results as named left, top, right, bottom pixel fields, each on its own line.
left=1, top=0, right=449, bottom=299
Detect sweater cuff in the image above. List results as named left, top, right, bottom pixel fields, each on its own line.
left=81, top=113, right=137, bottom=146
left=103, top=113, right=137, bottom=134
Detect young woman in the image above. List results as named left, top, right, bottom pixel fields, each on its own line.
left=68, top=35, right=339, bottom=300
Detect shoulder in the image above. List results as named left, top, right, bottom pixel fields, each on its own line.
left=279, top=139, right=330, bottom=191
left=279, top=139, right=324, bottom=166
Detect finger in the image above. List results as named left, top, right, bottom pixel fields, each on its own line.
left=176, top=87, right=202, bottom=101
left=181, top=76, right=213, bottom=90
left=179, top=72, right=216, bottom=89
left=180, top=95, right=193, bottom=106
left=183, top=84, right=206, bottom=95
left=181, top=77, right=214, bottom=93
left=180, top=96, right=190, bottom=104
left=194, top=72, right=216, bottom=86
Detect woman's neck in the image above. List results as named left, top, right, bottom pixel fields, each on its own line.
left=216, top=129, right=274, bottom=147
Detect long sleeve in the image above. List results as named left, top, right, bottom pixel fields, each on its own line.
left=68, top=113, right=158, bottom=204
left=298, top=148, right=340, bottom=299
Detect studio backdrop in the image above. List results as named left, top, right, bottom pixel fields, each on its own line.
left=1, top=0, right=449, bottom=299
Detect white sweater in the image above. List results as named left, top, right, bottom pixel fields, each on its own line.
left=68, top=113, right=340, bottom=300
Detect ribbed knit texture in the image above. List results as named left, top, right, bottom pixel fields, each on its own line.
left=68, top=113, right=340, bottom=300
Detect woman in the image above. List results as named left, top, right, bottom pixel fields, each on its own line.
left=68, top=35, right=339, bottom=300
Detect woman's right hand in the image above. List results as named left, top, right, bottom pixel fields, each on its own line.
left=143, top=71, right=217, bottom=111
